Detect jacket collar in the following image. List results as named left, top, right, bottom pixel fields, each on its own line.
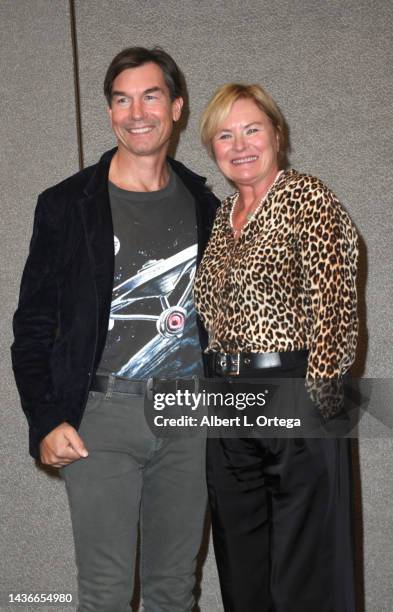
left=83, top=147, right=117, bottom=197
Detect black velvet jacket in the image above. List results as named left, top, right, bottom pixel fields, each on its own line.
left=11, top=148, right=219, bottom=459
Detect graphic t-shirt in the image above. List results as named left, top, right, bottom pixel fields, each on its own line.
left=97, top=167, right=203, bottom=379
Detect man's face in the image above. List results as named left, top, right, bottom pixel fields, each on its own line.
left=108, top=62, right=183, bottom=159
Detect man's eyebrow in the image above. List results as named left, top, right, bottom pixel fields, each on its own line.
left=111, top=86, right=164, bottom=98
left=111, top=90, right=128, bottom=98
left=144, top=87, right=164, bottom=95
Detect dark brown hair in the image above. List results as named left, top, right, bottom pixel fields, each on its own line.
left=104, top=46, right=184, bottom=105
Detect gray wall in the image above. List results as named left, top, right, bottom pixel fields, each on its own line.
left=1, top=1, right=392, bottom=610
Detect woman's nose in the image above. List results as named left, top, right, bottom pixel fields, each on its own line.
left=233, top=134, right=246, bottom=151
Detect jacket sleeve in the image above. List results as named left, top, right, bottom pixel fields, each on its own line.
left=11, top=193, right=67, bottom=455
left=295, top=181, right=358, bottom=416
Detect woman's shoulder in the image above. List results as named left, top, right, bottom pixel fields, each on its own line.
left=283, top=170, right=357, bottom=236
left=280, top=169, right=347, bottom=216
left=280, top=169, right=334, bottom=196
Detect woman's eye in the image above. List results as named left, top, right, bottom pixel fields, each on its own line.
left=217, top=133, right=231, bottom=140
left=246, top=127, right=258, bottom=135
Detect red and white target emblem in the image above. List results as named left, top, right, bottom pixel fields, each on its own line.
left=156, top=306, right=187, bottom=338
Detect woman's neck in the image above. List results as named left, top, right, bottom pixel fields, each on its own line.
left=237, top=166, right=280, bottom=210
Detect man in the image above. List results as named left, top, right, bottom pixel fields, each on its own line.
left=11, top=47, right=218, bottom=612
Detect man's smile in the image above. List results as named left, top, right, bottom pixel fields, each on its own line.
left=126, top=126, right=154, bottom=134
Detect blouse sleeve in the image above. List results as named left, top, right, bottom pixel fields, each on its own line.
left=295, top=179, right=358, bottom=415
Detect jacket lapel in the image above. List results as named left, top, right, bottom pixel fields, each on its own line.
left=77, top=149, right=116, bottom=345
left=77, top=149, right=115, bottom=285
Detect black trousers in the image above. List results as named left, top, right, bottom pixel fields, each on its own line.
left=206, top=354, right=356, bottom=612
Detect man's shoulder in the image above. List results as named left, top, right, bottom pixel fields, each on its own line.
left=39, top=148, right=115, bottom=203
left=40, top=165, right=93, bottom=201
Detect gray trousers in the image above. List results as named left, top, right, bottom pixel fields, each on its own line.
left=61, top=389, right=207, bottom=612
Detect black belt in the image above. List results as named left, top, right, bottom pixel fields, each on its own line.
left=90, top=374, right=147, bottom=395
left=207, top=350, right=309, bottom=376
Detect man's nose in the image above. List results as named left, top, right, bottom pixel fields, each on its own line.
left=130, top=99, right=144, bottom=121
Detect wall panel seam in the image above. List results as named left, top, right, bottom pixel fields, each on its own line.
left=69, top=0, right=84, bottom=170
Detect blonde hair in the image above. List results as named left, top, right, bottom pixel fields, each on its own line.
left=200, top=83, right=288, bottom=167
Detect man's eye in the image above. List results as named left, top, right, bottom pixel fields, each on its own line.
left=145, top=95, right=158, bottom=101
left=117, top=97, right=129, bottom=105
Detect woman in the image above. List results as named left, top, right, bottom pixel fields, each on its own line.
left=193, top=84, right=358, bottom=612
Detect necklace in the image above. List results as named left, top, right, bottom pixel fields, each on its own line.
left=230, top=170, right=283, bottom=239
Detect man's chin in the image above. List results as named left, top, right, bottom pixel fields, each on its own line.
left=119, top=141, right=168, bottom=158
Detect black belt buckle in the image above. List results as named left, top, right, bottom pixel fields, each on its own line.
left=218, top=353, right=240, bottom=376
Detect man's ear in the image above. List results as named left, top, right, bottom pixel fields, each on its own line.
left=172, top=97, right=184, bottom=122
left=107, top=105, right=113, bottom=124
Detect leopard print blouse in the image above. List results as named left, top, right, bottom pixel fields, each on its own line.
left=193, top=169, right=358, bottom=382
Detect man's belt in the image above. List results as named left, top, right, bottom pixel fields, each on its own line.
left=207, top=350, right=309, bottom=376
left=90, top=375, right=201, bottom=397
left=90, top=374, right=147, bottom=395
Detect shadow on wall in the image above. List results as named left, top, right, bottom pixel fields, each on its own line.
left=351, top=232, right=368, bottom=612
left=352, top=233, right=368, bottom=379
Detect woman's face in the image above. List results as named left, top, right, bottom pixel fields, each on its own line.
left=212, top=98, right=279, bottom=188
